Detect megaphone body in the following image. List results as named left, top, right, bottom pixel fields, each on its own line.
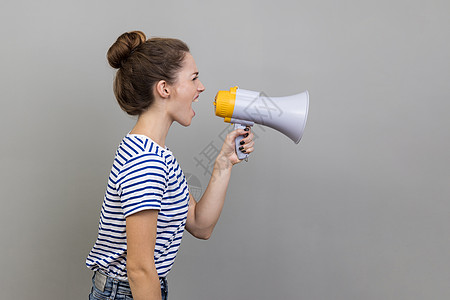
left=214, top=86, right=309, bottom=160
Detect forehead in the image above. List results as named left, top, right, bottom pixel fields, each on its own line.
left=181, top=52, right=198, bottom=73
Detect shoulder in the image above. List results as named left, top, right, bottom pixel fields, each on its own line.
left=117, top=135, right=171, bottom=162
left=115, top=135, right=170, bottom=183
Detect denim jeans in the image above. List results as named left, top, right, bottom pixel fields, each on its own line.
left=89, top=271, right=168, bottom=300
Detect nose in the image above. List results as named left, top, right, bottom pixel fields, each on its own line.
left=198, top=80, right=206, bottom=93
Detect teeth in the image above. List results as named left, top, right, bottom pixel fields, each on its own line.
left=193, top=98, right=199, bottom=102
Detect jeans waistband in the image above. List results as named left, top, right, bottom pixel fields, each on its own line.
left=94, top=270, right=168, bottom=294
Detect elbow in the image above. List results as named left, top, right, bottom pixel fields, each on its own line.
left=127, top=264, right=147, bottom=280
left=191, top=228, right=212, bottom=240
left=127, top=260, right=157, bottom=283
left=196, top=232, right=211, bottom=240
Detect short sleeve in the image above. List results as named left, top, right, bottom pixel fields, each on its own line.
left=116, top=153, right=168, bottom=218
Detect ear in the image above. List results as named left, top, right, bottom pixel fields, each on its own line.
left=154, top=80, right=171, bottom=99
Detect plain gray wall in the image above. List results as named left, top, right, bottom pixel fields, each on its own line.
left=1, top=0, right=449, bottom=299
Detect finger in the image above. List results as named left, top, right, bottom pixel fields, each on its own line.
left=238, top=137, right=254, bottom=147
left=238, top=140, right=255, bottom=153
left=227, top=127, right=251, bottom=141
left=241, top=140, right=255, bottom=151
left=239, top=132, right=254, bottom=144
left=242, top=145, right=254, bottom=154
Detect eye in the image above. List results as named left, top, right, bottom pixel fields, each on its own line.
left=193, top=76, right=199, bottom=81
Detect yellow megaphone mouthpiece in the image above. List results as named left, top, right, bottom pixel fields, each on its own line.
left=214, top=86, right=238, bottom=121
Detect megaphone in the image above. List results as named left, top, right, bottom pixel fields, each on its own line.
left=214, top=86, right=309, bottom=160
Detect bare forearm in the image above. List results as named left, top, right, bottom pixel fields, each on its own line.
left=194, top=153, right=233, bottom=232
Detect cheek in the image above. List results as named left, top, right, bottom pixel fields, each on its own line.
left=176, top=83, right=193, bottom=98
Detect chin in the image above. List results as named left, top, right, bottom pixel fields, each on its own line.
left=177, top=118, right=192, bottom=127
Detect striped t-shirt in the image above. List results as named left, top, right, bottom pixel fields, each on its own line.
left=86, top=133, right=190, bottom=280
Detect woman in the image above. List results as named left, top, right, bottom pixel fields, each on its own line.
left=86, top=31, right=254, bottom=299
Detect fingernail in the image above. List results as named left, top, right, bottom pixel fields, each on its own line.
left=244, top=127, right=250, bottom=131
left=244, top=133, right=249, bottom=138
left=240, top=140, right=245, bottom=145
left=242, top=149, right=246, bottom=153
left=239, top=146, right=244, bottom=151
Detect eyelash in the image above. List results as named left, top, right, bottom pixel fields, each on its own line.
left=193, top=76, right=198, bottom=81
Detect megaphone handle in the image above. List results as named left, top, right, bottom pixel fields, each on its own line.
left=234, top=123, right=249, bottom=160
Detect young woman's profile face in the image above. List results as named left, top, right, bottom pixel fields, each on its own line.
left=168, top=52, right=205, bottom=126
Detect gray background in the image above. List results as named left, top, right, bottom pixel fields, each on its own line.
left=1, top=0, right=449, bottom=299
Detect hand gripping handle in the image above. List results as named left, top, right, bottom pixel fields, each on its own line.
left=234, top=123, right=249, bottom=160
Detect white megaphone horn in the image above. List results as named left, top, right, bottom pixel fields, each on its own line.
left=214, top=86, right=309, bottom=160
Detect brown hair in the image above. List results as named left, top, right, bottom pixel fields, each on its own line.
left=107, top=31, right=190, bottom=115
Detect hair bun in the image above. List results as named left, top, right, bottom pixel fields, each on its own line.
left=107, top=31, right=147, bottom=69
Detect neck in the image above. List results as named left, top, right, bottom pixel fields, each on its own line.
left=129, top=107, right=172, bottom=148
